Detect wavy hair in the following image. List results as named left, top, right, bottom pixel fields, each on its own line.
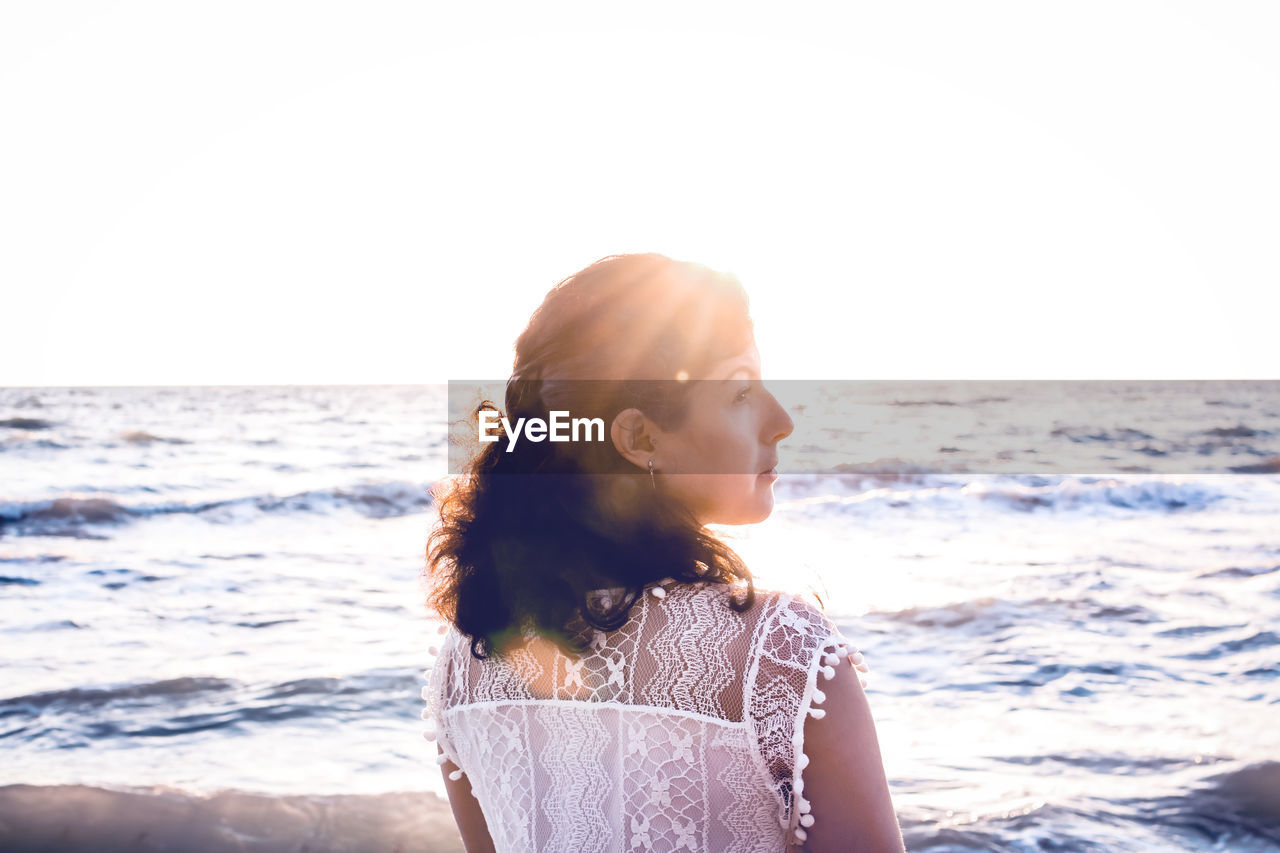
left=425, top=253, right=760, bottom=660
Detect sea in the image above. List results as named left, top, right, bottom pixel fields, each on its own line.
left=1, top=381, right=1278, bottom=852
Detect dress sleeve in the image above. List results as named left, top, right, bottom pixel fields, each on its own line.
left=421, top=623, right=467, bottom=781
left=748, top=592, right=865, bottom=847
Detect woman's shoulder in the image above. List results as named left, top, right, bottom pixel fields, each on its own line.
left=744, top=585, right=849, bottom=671
left=664, top=580, right=838, bottom=646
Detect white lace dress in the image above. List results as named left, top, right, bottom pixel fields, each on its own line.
left=421, top=579, right=861, bottom=852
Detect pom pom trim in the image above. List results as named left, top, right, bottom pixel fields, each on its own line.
left=789, top=631, right=867, bottom=847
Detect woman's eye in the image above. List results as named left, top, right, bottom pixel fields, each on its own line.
left=734, top=385, right=751, bottom=402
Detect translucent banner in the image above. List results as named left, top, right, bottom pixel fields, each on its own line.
left=446, top=379, right=1280, bottom=476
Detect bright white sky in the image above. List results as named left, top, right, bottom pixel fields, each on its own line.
left=2, top=1, right=1277, bottom=386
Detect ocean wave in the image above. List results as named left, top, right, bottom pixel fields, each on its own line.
left=0, top=671, right=421, bottom=740
left=827, top=459, right=965, bottom=484
left=0, top=417, right=54, bottom=430
left=776, top=474, right=1241, bottom=518
left=868, top=595, right=1017, bottom=629
left=1176, top=630, right=1280, bottom=662
left=988, top=752, right=1231, bottom=775
left=1197, top=564, right=1280, bottom=579
left=0, top=481, right=433, bottom=536
left=1117, top=761, right=1280, bottom=849
left=0, top=677, right=238, bottom=713
left=868, top=586, right=1172, bottom=629
left=1197, top=761, right=1280, bottom=821
left=903, top=761, right=1280, bottom=852
left=958, top=477, right=1232, bottom=514
left=118, top=430, right=191, bottom=446
left=1229, top=455, right=1280, bottom=474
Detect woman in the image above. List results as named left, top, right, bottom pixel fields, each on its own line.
left=422, top=253, right=905, bottom=852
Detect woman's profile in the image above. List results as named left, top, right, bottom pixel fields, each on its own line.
left=422, top=253, right=905, bottom=852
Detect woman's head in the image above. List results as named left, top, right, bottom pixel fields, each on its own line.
left=513, top=252, right=754, bottom=383
left=427, top=253, right=791, bottom=657
left=510, top=253, right=792, bottom=523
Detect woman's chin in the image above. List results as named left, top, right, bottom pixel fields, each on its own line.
left=719, top=495, right=775, bottom=526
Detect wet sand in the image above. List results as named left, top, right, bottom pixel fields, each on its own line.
left=0, top=783, right=465, bottom=853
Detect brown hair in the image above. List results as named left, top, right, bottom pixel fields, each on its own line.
left=425, top=253, right=758, bottom=659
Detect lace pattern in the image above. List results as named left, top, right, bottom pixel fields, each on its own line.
left=745, top=592, right=858, bottom=843
left=422, top=581, right=863, bottom=852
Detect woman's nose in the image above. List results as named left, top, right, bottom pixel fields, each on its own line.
left=767, top=392, right=794, bottom=443
left=776, top=410, right=794, bottom=443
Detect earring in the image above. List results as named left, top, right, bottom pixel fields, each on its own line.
left=648, top=458, right=656, bottom=492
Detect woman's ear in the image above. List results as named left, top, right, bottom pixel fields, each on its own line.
left=610, top=408, right=659, bottom=470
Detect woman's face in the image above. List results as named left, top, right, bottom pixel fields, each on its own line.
left=653, top=340, right=794, bottom=526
